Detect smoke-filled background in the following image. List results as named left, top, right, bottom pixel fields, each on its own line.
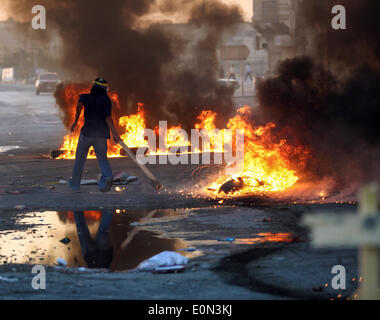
left=3, top=0, right=380, bottom=198
left=2, top=0, right=243, bottom=130
left=255, top=0, right=380, bottom=197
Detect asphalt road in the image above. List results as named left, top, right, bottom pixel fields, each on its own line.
left=0, top=84, right=66, bottom=157
left=0, top=84, right=254, bottom=157
left=0, top=84, right=363, bottom=300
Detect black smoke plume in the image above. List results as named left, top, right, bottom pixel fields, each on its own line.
left=256, top=0, right=380, bottom=195
left=299, top=0, right=380, bottom=72
left=5, top=0, right=243, bottom=129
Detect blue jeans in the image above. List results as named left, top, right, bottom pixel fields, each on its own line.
left=74, top=210, right=113, bottom=254
left=70, top=133, right=112, bottom=191
left=73, top=210, right=113, bottom=268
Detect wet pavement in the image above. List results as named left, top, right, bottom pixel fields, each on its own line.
left=0, top=84, right=364, bottom=300
left=0, top=200, right=365, bottom=299
left=0, top=206, right=297, bottom=271
left=0, top=208, right=200, bottom=270
left=0, top=205, right=303, bottom=300
left=0, top=84, right=65, bottom=157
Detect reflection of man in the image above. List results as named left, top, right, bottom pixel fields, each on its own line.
left=72, top=209, right=186, bottom=271
left=74, top=210, right=113, bottom=268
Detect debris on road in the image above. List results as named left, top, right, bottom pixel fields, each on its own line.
left=113, top=172, right=128, bottom=183
left=217, top=238, right=235, bottom=242
left=59, top=237, right=71, bottom=245
left=218, top=177, right=244, bottom=194
left=51, top=150, right=64, bottom=159
left=0, top=190, right=21, bottom=195
left=136, top=251, right=189, bottom=272
left=57, top=258, right=67, bottom=266
left=153, top=265, right=186, bottom=274
left=14, top=205, right=26, bottom=210
left=59, top=179, right=98, bottom=185
left=78, top=179, right=98, bottom=185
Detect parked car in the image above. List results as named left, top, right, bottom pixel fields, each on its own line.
left=35, top=73, right=61, bottom=95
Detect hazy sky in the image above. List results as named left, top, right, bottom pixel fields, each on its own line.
left=0, top=9, right=6, bottom=21
left=225, top=0, right=253, bottom=20
left=0, top=1, right=253, bottom=22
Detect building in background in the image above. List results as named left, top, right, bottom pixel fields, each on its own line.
left=162, top=22, right=269, bottom=98
left=218, top=22, right=269, bottom=78
left=218, top=22, right=269, bottom=97
left=253, top=0, right=297, bottom=34
left=252, top=0, right=303, bottom=73
left=0, top=18, right=62, bottom=81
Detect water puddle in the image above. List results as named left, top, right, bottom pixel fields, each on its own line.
left=188, top=232, right=295, bottom=247
left=234, top=233, right=295, bottom=244
left=0, top=208, right=200, bottom=271
left=0, top=207, right=296, bottom=271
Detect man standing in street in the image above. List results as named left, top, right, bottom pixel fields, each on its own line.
left=245, top=63, right=253, bottom=81
left=70, top=77, right=121, bottom=193
left=228, top=64, right=236, bottom=80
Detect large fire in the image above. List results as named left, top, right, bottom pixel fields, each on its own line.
left=57, top=85, right=193, bottom=158
left=56, top=84, right=308, bottom=196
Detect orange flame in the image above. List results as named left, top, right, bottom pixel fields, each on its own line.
left=205, top=106, right=305, bottom=195
left=235, top=233, right=295, bottom=244
left=119, top=103, right=148, bottom=148
left=56, top=85, right=307, bottom=196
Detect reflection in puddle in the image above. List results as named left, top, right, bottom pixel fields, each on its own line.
left=189, top=232, right=294, bottom=248
left=234, top=233, right=295, bottom=245
left=0, top=208, right=295, bottom=271
left=0, top=209, right=200, bottom=271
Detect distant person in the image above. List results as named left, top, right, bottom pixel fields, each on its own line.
left=245, top=63, right=253, bottom=81
left=70, top=78, right=121, bottom=193
left=74, top=210, right=114, bottom=269
left=228, top=65, right=236, bottom=80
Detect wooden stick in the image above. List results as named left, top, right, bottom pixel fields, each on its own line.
left=118, top=141, right=162, bottom=191
left=120, top=210, right=158, bottom=250
left=110, top=210, right=157, bottom=270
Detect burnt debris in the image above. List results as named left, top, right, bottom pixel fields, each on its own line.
left=218, top=177, right=245, bottom=195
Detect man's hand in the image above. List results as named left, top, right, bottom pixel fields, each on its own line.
left=113, top=134, right=121, bottom=143
left=106, top=116, right=121, bottom=144
left=71, top=121, right=78, bottom=132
